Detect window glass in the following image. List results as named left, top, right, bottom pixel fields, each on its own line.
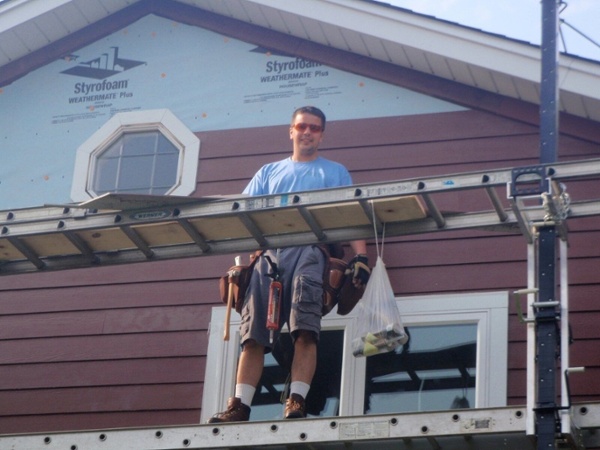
left=158, top=134, right=179, bottom=153
left=121, top=132, right=156, bottom=156
left=117, top=157, right=152, bottom=191
left=93, top=131, right=179, bottom=195
left=92, top=157, right=119, bottom=193
left=364, top=323, right=476, bottom=414
left=101, top=140, right=123, bottom=158
left=154, top=153, right=179, bottom=187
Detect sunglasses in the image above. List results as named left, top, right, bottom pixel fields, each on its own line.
left=292, top=123, right=323, bottom=133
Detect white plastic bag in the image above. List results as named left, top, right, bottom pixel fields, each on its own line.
left=352, top=255, right=408, bottom=357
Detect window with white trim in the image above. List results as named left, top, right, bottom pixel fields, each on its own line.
left=201, top=291, right=508, bottom=422
left=71, top=109, right=199, bottom=202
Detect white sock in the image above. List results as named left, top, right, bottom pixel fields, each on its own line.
left=235, top=383, right=256, bottom=407
left=290, top=381, right=310, bottom=399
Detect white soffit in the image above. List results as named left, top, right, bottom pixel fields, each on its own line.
left=195, top=0, right=600, bottom=120
left=1, top=0, right=599, bottom=121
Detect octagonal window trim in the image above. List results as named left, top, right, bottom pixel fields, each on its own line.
left=71, top=109, right=200, bottom=202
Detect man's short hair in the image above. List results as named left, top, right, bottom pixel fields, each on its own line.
left=291, top=106, right=326, bottom=131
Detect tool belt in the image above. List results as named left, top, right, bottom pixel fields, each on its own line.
left=219, top=247, right=364, bottom=316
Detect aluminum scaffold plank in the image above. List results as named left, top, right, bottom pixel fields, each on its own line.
left=1, top=403, right=600, bottom=450
left=1, top=158, right=600, bottom=275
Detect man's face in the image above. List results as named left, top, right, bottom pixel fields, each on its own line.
left=289, top=112, right=324, bottom=161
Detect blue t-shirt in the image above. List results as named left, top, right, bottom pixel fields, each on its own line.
left=243, top=156, right=353, bottom=196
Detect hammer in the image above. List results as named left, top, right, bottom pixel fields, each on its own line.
left=223, top=255, right=242, bottom=341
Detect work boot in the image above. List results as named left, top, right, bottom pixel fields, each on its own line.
left=207, top=397, right=251, bottom=423
left=284, top=393, right=307, bottom=419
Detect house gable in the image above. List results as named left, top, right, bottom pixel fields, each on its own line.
left=1, top=9, right=468, bottom=211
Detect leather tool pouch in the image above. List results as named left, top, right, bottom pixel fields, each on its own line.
left=219, top=251, right=263, bottom=314
left=322, top=257, right=348, bottom=315
left=320, top=247, right=366, bottom=316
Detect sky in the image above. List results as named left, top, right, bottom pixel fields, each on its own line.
left=385, top=0, right=600, bottom=62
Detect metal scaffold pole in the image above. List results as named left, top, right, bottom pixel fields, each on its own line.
left=540, top=0, right=560, bottom=165
left=535, top=223, right=559, bottom=450
left=535, top=1, right=561, bottom=449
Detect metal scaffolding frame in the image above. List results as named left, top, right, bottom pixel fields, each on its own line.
left=1, top=158, right=599, bottom=275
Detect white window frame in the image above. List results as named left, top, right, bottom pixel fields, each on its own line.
left=71, top=109, right=200, bottom=202
left=201, top=291, right=508, bottom=422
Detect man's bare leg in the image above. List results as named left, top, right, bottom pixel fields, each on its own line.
left=290, top=331, right=317, bottom=384
left=285, top=331, right=317, bottom=419
left=237, top=339, right=265, bottom=386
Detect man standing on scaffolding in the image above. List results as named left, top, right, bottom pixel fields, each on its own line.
left=208, top=106, right=370, bottom=422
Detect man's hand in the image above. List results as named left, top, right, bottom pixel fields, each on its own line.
left=348, top=254, right=370, bottom=288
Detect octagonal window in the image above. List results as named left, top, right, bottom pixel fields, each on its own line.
left=93, top=131, right=180, bottom=195
left=71, top=109, right=200, bottom=202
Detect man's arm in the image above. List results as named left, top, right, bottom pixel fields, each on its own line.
left=350, top=239, right=367, bottom=256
